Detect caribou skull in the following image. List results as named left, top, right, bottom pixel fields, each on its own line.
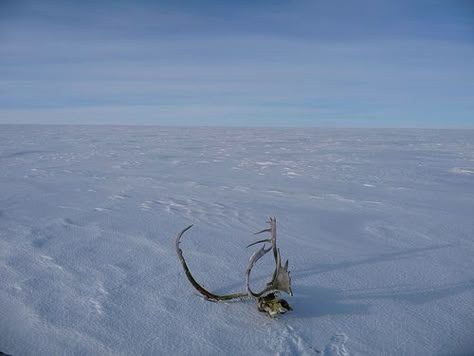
left=175, top=217, right=293, bottom=317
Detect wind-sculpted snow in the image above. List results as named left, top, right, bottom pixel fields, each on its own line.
left=0, top=125, right=473, bottom=355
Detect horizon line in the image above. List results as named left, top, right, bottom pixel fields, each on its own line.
left=1, top=122, right=473, bottom=130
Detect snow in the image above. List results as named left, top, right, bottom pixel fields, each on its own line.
left=1, top=125, right=473, bottom=355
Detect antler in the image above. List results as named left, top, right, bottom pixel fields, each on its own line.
left=175, top=217, right=293, bottom=316
left=175, top=224, right=248, bottom=301
left=245, top=217, right=293, bottom=298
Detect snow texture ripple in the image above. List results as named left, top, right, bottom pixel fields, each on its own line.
left=0, top=125, right=473, bottom=355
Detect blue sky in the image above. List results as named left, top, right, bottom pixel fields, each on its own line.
left=0, top=0, right=473, bottom=127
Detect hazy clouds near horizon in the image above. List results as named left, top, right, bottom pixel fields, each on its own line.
left=1, top=0, right=473, bottom=127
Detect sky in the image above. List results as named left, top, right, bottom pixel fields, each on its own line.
left=0, top=0, right=473, bottom=127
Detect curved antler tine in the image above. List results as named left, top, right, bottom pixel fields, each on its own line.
left=246, top=238, right=271, bottom=248
left=175, top=225, right=248, bottom=301
left=176, top=224, right=194, bottom=244
left=245, top=244, right=272, bottom=297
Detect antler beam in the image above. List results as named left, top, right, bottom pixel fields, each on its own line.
left=175, top=217, right=293, bottom=316
left=175, top=225, right=248, bottom=301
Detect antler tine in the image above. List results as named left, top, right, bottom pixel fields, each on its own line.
left=245, top=244, right=272, bottom=297
left=175, top=225, right=248, bottom=301
left=248, top=217, right=275, bottom=248
left=246, top=238, right=271, bottom=248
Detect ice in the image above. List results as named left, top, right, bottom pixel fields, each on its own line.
left=0, top=125, right=473, bottom=355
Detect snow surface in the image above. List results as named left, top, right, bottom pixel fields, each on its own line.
left=1, top=125, right=473, bottom=355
